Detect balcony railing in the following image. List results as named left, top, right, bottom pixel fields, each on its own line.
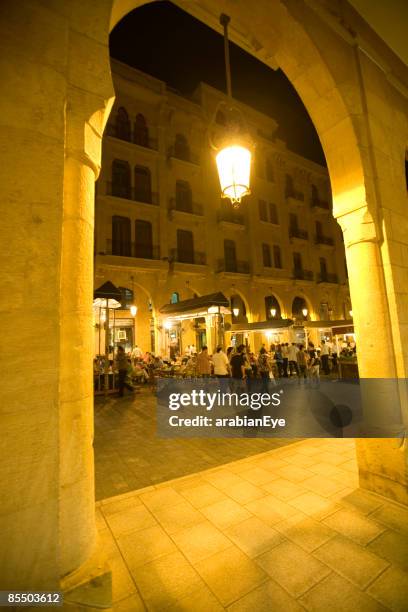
left=311, top=198, right=330, bottom=211
left=286, top=190, right=304, bottom=202
left=167, top=145, right=200, bottom=165
left=105, top=124, right=158, bottom=150
left=168, top=198, right=203, bottom=216
left=315, top=235, right=334, bottom=246
left=217, top=259, right=251, bottom=274
left=317, top=272, right=339, bottom=284
left=289, top=227, right=309, bottom=240
left=293, top=268, right=314, bottom=281
left=217, top=210, right=245, bottom=225
left=104, top=240, right=161, bottom=260
left=106, top=182, right=159, bottom=205
left=169, top=249, right=206, bottom=265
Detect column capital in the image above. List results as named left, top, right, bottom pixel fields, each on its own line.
left=336, top=206, right=379, bottom=247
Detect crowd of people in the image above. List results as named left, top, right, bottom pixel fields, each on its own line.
left=94, top=338, right=356, bottom=397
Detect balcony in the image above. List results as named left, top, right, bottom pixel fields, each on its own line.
left=217, top=210, right=245, bottom=226
left=289, top=227, right=309, bottom=240
left=311, top=198, right=330, bottom=212
left=217, top=259, right=251, bottom=274
left=167, top=146, right=200, bottom=165
left=286, top=190, right=304, bottom=206
left=315, top=234, right=334, bottom=247
left=169, top=249, right=206, bottom=265
left=106, top=182, right=159, bottom=205
left=104, top=241, right=161, bottom=260
left=293, top=268, right=314, bottom=281
left=168, top=198, right=203, bottom=216
left=317, top=272, right=339, bottom=284
left=105, top=124, right=158, bottom=150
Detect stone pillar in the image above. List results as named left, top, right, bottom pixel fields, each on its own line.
left=338, top=208, right=408, bottom=505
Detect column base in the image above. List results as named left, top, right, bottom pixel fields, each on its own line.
left=61, top=541, right=112, bottom=610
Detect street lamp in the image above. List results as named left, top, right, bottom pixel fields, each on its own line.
left=270, top=308, right=277, bottom=318
left=211, top=14, right=253, bottom=207
left=232, top=307, right=240, bottom=317
left=302, top=308, right=308, bottom=318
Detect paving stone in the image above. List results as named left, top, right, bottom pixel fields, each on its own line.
left=313, top=535, right=389, bottom=589
left=194, top=545, right=268, bottom=607
left=200, top=497, right=252, bottom=530
left=245, top=494, right=298, bottom=524
left=335, top=488, right=384, bottom=515
left=255, top=540, right=331, bottom=597
left=367, top=529, right=408, bottom=571
left=323, top=508, right=386, bottom=545
left=116, top=524, right=177, bottom=569
left=202, top=469, right=247, bottom=490
left=302, top=474, right=347, bottom=497
left=274, top=464, right=315, bottom=482
left=180, top=482, right=228, bottom=508
left=299, top=571, right=386, bottom=611
left=166, top=584, right=224, bottom=611
left=274, top=513, right=336, bottom=552
left=224, top=516, right=284, bottom=557
left=239, top=466, right=279, bottom=486
left=140, top=487, right=185, bottom=512
left=150, top=500, right=204, bottom=535
left=171, top=521, right=232, bottom=564
left=288, top=491, right=340, bottom=519
left=113, top=592, right=146, bottom=611
left=104, top=504, right=157, bottom=537
left=227, top=578, right=304, bottom=611
left=371, top=502, right=408, bottom=534
left=262, top=478, right=307, bottom=500
left=367, top=566, right=408, bottom=611
left=223, top=481, right=266, bottom=505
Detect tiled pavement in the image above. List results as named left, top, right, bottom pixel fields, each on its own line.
left=96, top=438, right=408, bottom=611
left=94, top=388, right=298, bottom=500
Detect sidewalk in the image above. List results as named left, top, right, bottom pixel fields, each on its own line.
left=96, top=438, right=408, bottom=611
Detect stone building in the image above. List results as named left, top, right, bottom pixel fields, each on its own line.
left=95, top=60, right=351, bottom=356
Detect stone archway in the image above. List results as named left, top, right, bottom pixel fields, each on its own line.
left=1, top=0, right=408, bottom=599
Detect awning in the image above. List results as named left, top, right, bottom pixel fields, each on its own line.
left=231, top=319, right=293, bottom=333
left=93, top=281, right=122, bottom=308
left=159, top=292, right=229, bottom=316
left=303, top=319, right=354, bottom=334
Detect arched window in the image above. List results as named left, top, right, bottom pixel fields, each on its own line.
left=115, top=107, right=131, bottom=141
left=134, top=165, right=152, bottom=203
left=112, top=159, right=131, bottom=199
left=215, top=110, right=226, bottom=126
left=112, top=216, right=131, bottom=256
left=265, top=295, right=281, bottom=319
left=174, top=134, right=190, bottom=161
left=134, top=113, right=149, bottom=147
left=175, top=180, right=192, bottom=212
left=135, top=219, right=153, bottom=259
left=292, top=296, right=308, bottom=320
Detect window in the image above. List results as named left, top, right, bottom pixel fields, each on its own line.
left=311, top=184, right=319, bottom=202
left=262, top=244, right=272, bottom=267
left=134, top=165, right=151, bottom=203
left=265, top=158, right=274, bottom=182
left=174, top=134, right=190, bottom=161
left=134, top=113, right=149, bottom=147
left=273, top=245, right=282, bottom=268
left=116, top=107, right=131, bottom=141
left=289, top=213, right=298, bottom=231
left=315, top=220, right=323, bottom=237
left=177, top=229, right=194, bottom=263
left=292, top=296, right=308, bottom=318
left=135, top=220, right=153, bottom=259
left=112, top=159, right=131, bottom=199
left=285, top=174, right=295, bottom=197
left=118, top=287, right=133, bottom=308
left=170, top=292, right=179, bottom=304
left=230, top=294, right=246, bottom=321
left=293, top=252, right=302, bottom=271
left=265, top=295, right=281, bottom=319
left=258, top=199, right=268, bottom=222
left=268, top=202, right=278, bottom=224
left=319, top=257, right=327, bottom=277
left=112, top=216, right=131, bottom=256
left=224, top=239, right=237, bottom=272
left=176, top=180, right=192, bottom=213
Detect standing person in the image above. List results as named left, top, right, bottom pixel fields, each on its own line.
left=226, top=346, right=234, bottom=362
left=196, top=346, right=212, bottom=377
left=115, top=346, right=134, bottom=397
left=288, top=343, right=299, bottom=376
left=281, top=343, right=289, bottom=377
left=274, top=344, right=284, bottom=378
left=257, top=347, right=273, bottom=392
left=230, top=344, right=246, bottom=392
left=212, top=346, right=230, bottom=378
left=308, top=342, right=320, bottom=385
left=296, top=345, right=308, bottom=382
left=320, top=340, right=330, bottom=375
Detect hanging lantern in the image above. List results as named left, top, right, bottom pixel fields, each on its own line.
left=302, top=308, right=308, bottom=317
left=130, top=305, right=137, bottom=317
left=209, top=14, right=253, bottom=207
left=270, top=308, right=277, bottom=318
left=232, top=307, right=240, bottom=317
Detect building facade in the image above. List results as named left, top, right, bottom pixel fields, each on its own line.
left=94, top=59, right=351, bottom=356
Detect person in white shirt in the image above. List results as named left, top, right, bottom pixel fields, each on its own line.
left=288, top=343, right=299, bottom=376
left=212, top=347, right=230, bottom=377
left=320, top=340, right=330, bottom=374
left=132, top=345, right=143, bottom=360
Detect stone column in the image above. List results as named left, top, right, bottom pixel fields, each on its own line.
left=338, top=207, right=408, bottom=505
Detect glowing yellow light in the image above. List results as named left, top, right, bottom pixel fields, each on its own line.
left=130, top=305, right=137, bottom=316
left=270, top=308, right=277, bottom=317
left=216, top=145, right=251, bottom=204
left=164, top=320, right=172, bottom=330
left=232, top=307, right=240, bottom=317
left=302, top=308, right=308, bottom=317
left=349, top=310, right=353, bottom=317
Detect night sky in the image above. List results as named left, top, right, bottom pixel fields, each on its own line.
left=109, top=1, right=326, bottom=166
